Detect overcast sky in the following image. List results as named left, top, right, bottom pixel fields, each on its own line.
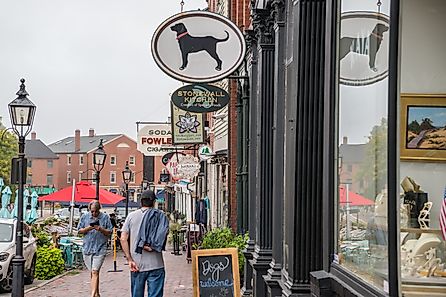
left=0, top=0, right=207, bottom=144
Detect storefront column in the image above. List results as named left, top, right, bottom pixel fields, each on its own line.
left=264, top=1, right=286, bottom=296
left=282, top=0, right=327, bottom=295
left=241, top=29, right=258, bottom=297
left=250, top=8, right=275, bottom=297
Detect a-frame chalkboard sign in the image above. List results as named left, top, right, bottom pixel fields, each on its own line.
left=192, top=248, right=241, bottom=297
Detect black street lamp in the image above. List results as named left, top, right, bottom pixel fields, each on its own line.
left=8, top=78, right=36, bottom=297
left=122, top=161, right=132, bottom=217
left=93, top=139, right=106, bottom=201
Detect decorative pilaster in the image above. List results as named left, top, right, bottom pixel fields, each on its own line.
left=263, top=1, right=286, bottom=296
left=242, top=29, right=258, bottom=297
left=282, top=0, right=327, bottom=296
left=250, top=7, right=276, bottom=297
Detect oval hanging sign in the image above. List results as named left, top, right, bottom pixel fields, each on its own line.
left=151, top=11, right=246, bottom=83
left=171, top=84, right=230, bottom=113
left=340, top=12, right=390, bottom=86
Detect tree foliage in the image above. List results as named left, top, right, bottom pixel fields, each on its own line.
left=355, top=118, right=388, bottom=200
left=0, top=129, right=18, bottom=185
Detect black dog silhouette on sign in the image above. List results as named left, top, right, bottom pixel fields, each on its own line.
left=339, top=23, right=389, bottom=72
left=170, top=23, right=229, bottom=71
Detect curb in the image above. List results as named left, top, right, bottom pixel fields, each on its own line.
left=24, top=270, right=78, bottom=294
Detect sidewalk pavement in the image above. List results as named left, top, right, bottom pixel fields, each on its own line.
left=25, top=246, right=193, bottom=297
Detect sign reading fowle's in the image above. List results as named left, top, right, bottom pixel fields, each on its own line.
left=137, top=123, right=179, bottom=156
left=171, top=83, right=230, bottom=113
left=152, top=11, right=246, bottom=83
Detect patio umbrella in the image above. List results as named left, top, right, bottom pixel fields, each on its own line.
left=26, top=191, right=39, bottom=224
left=38, top=181, right=125, bottom=206
left=0, top=186, right=12, bottom=219
left=339, top=186, right=374, bottom=206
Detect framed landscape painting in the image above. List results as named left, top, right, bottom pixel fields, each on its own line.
left=400, top=94, right=446, bottom=161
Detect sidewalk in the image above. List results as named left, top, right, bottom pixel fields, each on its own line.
left=25, top=246, right=193, bottom=297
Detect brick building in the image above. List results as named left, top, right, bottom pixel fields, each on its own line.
left=48, top=129, right=143, bottom=196
left=25, top=132, right=59, bottom=190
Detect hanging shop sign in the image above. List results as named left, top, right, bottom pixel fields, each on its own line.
left=171, top=84, right=230, bottom=113
left=339, top=12, right=390, bottom=86
left=198, top=145, right=213, bottom=161
left=159, top=173, right=170, bottom=183
left=177, top=154, right=201, bottom=180
left=137, top=123, right=179, bottom=156
left=161, top=151, right=185, bottom=166
left=171, top=104, right=205, bottom=145
left=166, top=154, right=201, bottom=180
left=151, top=11, right=246, bottom=83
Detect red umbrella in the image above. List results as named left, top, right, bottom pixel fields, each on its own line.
left=339, top=186, right=374, bottom=206
left=38, top=181, right=125, bottom=206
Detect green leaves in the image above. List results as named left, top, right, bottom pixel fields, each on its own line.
left=199, top=227, right=249, bottom=276
left=35, top=246, right=65, bottom=280
left=0, top=129, right=18, bottom=185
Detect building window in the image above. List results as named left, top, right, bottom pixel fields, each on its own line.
left=79, top=171, right=83, bottom=182
left=79, top=154, right=84, bottom=165
left=46, top=174, right=53, bottom=185
left=110, top=171, right=116, bottom=184
left=27, top=160, right=32, bottom=168
left=336, top=2, right=390, bottom=291
left=67, top=171, right=72, bottom=184
left=67, top=155, right=72, bottom=165
left=129, top=156, right=135, bottom=166
left=92, top=172, right=97, bottom=184
left=47, top=160, right=53, bottom=168
left=130, top=172, right=135, bottom=183
left=110, top=155, right=116, bottom=165
left=26, top=174, right=32, bottom=185
left=397, top=2, right=446, bottom=294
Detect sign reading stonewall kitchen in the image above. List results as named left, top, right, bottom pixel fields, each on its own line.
left=171, top=84, right=230, bottom=113
left=152, top=11, right=246, bottom=83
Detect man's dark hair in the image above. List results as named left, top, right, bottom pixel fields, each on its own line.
left=141, top=190, right=156, bottom=207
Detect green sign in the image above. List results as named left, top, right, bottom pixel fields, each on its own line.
left=171, top=84, right=230, bottom=113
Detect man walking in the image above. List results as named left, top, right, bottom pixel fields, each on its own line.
left=120, top=190, right=169, bottom=297
left=78, top=200, right=113, bottom=297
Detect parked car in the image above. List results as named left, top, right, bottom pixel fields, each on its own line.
left=0, top=219, right=37, bottom=292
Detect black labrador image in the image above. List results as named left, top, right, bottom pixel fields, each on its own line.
left=339, top=23, right=389, bottom=72
left=171, top=22, right=229, bottom=71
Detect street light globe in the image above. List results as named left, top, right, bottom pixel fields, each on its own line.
left=122, top=161, right=132, bottom=184
left=93, top=139, right=107, bottom=172
left=8, top=78, right=36, bottom=136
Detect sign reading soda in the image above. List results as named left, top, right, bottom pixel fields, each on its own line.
left=137, top=123, right=181, bottom=156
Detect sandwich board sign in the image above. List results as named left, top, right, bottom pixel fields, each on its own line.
left=192, top=248, right=240, bottom=297
left=171, top=83, right=230, bottom=113
left=152, top=11, right=246, bottom=83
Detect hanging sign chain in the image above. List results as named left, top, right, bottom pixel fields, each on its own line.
left=377, top=0, right=382, bottom=14
left=180, top=0, right=185, bottom=12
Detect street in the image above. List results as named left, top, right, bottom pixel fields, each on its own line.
left=23, top=246, right=193, bottom=297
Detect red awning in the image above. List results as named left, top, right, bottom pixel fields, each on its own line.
left=339, top=186, right=374, bottom=206
left=38, top=181, right=125, bottom=206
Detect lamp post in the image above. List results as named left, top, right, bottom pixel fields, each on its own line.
left=93, top=139, right=106, bottom=201
left=8, top=78, right=36, bottom=297
left=122, top=161, right=132, bottom=217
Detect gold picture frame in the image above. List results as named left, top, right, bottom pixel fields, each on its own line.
left=400, top=94, right=446, bottom=161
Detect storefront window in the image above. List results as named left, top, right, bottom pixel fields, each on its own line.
left=337, top=0, right=391, bottom=291
left=399, top=0, right=446, bottom=294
